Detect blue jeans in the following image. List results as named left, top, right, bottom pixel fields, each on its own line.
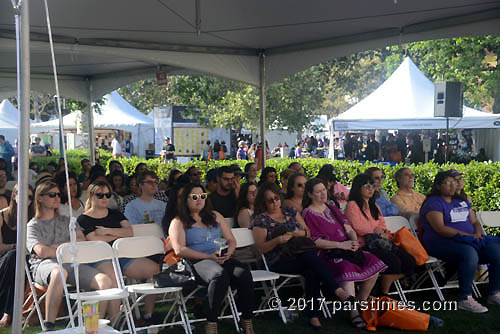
left=426, top=237, right=500, bottom=300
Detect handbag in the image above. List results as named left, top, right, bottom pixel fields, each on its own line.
left=324, top=249, right=365, bottom=267
left=365, top=233, right=394, bottom=252
left=391, top=227, right=429, bottom=266
left=152, top=260, right=196, bottom=289
left=270, top=225, right=316, bottom=259
left=362, top=296, right=430, bottom=331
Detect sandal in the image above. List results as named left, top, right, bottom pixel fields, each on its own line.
left=350, top=314, right=366, bottom=329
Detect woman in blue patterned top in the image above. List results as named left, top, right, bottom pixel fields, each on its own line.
left=169, top=183, right=255, bottom=334
left=253, top=182, right=358, bottom=331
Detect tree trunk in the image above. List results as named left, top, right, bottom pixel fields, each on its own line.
left=32, top=93, right=41, bottom=122
left=493, top=90, right=500, bottom=114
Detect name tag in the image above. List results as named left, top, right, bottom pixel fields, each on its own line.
left=450, top=207, right=469, bottom=223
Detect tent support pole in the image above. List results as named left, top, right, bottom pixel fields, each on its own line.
left=258, top=52, right=266, bottom=170
left=445, top=117, right=449, bottom=163
left=87, top=81, right=95, bottom=165
left=13, top=0, right=30, bottom=333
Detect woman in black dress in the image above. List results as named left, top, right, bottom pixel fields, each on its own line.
left=0, top=184, right=34, bottom=327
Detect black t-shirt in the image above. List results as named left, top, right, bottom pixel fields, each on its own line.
left=163, top=143, right=175, bottom=159
left=77, top=209, right=127, bottom=238
left=208, top=190, right=237, bottom=218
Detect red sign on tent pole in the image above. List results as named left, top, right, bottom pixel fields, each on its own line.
left=156, top=72, right=168, bottom=86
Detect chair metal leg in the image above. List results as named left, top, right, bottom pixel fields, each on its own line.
left=427, top=266, right=445, bottom=301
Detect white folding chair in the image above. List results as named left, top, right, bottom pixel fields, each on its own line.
left=131, top=223, right=165, bottom=240
left=56, top=241, right=134, bottom=333
left=24, top=262, right=47, bottom=331
left=112, top=236, right=191, bottom=334
left=474, top=211, right=500, bottom=283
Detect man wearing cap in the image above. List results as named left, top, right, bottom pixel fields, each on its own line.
left=162, top=137, right=175, bottom=163
left=30, top=137, right=47, bottom=158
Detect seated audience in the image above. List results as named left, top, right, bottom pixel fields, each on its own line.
left=235, top=183, right=257, bottom=228
left=317, top=164, right=349, bottom=204
left=0, top=169, right=11, bottom=205
left=134, top=163, right=148, bottom=176
left=27, top=181, right=116, bottom=330
left=302, top=178, right=386, bottom=328
left=449, top=169, right=472, bottom=203
left=253, top=182, right=356, bottom=331
left=0, top=184, right=34, bottom=327
left=186, top=166, right=202, bottom=185
left=78, top=158, right=92, bottom=190
left=56, top=171, right=85, bottom=218
left=390, top=168, right=425, bottom=219
left=78, top=181, right=160, bottom=322
left=365, top=167, right=399, bottom=217
left=283, top=173, right=307, bottom=214
left=288, top=161, right=305, bottom=175
left=169, top=183, right=255, bottom=334
left=166, top=169, right=183, bottom=191
left=208, top=166, right=238, bottom=220
left=108, top=170, right=127, bottom=197
left=279, top=168, right=297, bottom=194
left=420, top=171, right=500, bottom=313
left=258, top=167, right=279, bottom=187
left=205, top=168, right=218, bottom=193
left=125, top=171, right=166, bottom=226
left=345, top=174, right=416, bottom=295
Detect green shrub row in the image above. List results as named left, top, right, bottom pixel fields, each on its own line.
left=31, top=153, right=500, bottom=213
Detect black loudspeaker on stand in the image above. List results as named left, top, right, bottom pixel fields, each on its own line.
left=434, top=81, right=463, bottom=118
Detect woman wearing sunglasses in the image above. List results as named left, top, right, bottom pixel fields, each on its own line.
left=253, top=182, right=356, bottom=331
left=77, top=181, right=160, bottom=323
left=27, top=181, right=116, bottom=330
left=283, top=173, right=308, bottom=214
left=364, top=167, right=399, bottom=217
left=345, top=174, right=416, bottom=296
left=0, top=184, right=34, bottom=327
left=169, top=183, right=255, bottom=334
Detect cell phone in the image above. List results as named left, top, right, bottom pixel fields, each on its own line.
left=217, top=247, right=228, bottom=257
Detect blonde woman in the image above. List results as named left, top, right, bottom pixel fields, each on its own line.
left=77, top=181, right=160, bottom=323
left=27, top=181, right=114, bottom=330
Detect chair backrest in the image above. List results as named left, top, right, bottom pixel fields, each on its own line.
left=231, top=228, right=255, bottom=248
left=57, top=241, right=115, bottom=264
left=113, top=236, right=164, bottom=258
left=477, top=211, right=500, bottom=229
left=132, top=223, right=165, bottom=240
left=384, top=216, right=413, bottom=234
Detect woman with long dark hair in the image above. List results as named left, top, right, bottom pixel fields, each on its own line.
left=253, top=182, right=356, bottom=331
left=169, top=183, right=255, bottom=334
left=420, top=171, right=500, bottom=313
left=301, top=179, right=386, bottom=328
left=166, top=169, right=183, bottom=190
left=56, top=171, right=84, bottom=218
left=345, top=174, right=416, bottom=296
left=283, top=173, right=307, bottom=214
left=244, top=162, right=258, bottom=184
left=257, top=167, right=279, bottom=187
left=234, top=183, right=257, bottom=228
left=0, top=184, right=34, bottom=326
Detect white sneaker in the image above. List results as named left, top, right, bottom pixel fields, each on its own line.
left=487, top=293, right=500, bottom=305
left=458, top=296, right=488, bottom=313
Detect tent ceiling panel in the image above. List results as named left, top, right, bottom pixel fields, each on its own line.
left=0, top=1, right=499, bottom=99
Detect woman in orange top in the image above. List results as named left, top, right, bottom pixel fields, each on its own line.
left=345, top=174, right=416, bottom=295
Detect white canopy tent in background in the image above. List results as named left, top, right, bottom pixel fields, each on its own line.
left=0, top=99, right=20, bottom=143
left=31, top=91, right=154, bottom=158
left=331, top=57, right=500, bottom=160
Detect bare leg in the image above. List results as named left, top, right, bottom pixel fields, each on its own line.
left=45, top=267, right=68, bottom=323
left=380, top=274, right=404, bottom=294
left=96, top=261, right=120, bottom=319
left=124, top=258, right=160, bottom=315
left=357, top=274, right=378, bottom=301
left=89, top=270, right=116, bottom=320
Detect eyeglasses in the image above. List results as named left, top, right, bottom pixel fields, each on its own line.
left=373, top=176, right=384, bottom=181
left=42, top=192, right=61, bottom=198
left=189, top=193, right=207, bottom=201
left=142, top=180, right=159, bottom=185
left=361, top=184, right=376, bottom=190
left=266, top=196, right=281, bottom=204
left=95, top=192, right=112, bottom=199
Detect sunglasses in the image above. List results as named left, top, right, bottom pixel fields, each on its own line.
left=296, top=183, right=305, bottom=188
left=42, top=192, right=61, bottom=198
left=190, top=193, right=207, bottom=201
left=266, top=196, right=280, bottom=204
left=361, top=184, right=376, bottom=190
left=95, top=192, right=112, bottom=199
left=373, top=176, right=384, bottom=181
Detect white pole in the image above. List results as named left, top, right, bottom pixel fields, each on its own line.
left=87, top=82, right=95, bottom=165
left=258, top=52, right=266, bottom=170
left=13, top=0, right=30, bottom=332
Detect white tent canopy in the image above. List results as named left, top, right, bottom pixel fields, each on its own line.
left=1, top=1, right=500, bottom=101
left=31, top=91, right=154, bottom=157
left=0, top=99, right=20, bottom=143
left=333, top=57, right=500, bottom=131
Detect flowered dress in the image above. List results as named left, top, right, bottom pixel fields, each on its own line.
left=302, top=205, right=387, bottom=282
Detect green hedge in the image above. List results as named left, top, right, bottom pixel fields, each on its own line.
left=31, top=153, right=500, bottom=213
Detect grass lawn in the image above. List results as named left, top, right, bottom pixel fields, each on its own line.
left=3, top=285, right=500, bottom=334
